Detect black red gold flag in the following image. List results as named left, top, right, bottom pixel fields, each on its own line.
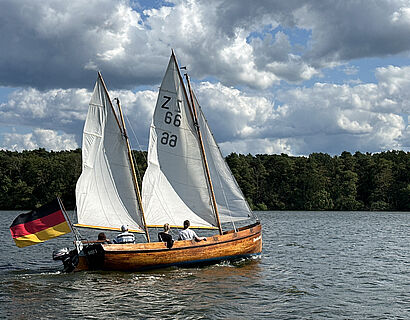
left=10, top=199, right=71, bottom=248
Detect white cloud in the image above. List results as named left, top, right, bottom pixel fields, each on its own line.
left=219, top=138, right=293, bottom=155
left=343, top=65, right=359, bottom=76
left=273, top=66, right=410, bottom=154
left=0, top=1, right=409, bottom=155
left=337, top=114, right=372, bottom=133
left=391, top=7, right=410, bottom=24
left=0, top=129, right=78, bottom=151
left=2, top=0, right=409, bottom=90
left=0, top=64, right=409, bottom=155
left=1, top=62, right=409, bottom=155
left=193, top=65, right=410, bottom=155
left=0, top=83, right=157, bottom=150
left=375, top=66, right=410, bottom=113
left=0, top=87, right=90, bottom=135
left=196, top=82, right=276, bottom=141
left=109, top=88, right=157, bottom=148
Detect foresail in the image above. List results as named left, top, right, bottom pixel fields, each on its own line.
left=75, top=74, right=143, bottom=232
left=194, top=93, right=255, bottom=223
left=142, top=55, right=216, bottom=228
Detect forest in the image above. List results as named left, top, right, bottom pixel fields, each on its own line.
left=0, top=149, right=409, bottom=211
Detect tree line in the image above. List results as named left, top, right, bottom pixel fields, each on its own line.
left=0, top=149, right=409, bottom=211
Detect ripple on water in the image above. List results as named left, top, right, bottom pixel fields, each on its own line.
left=0, top=210, right=409, bottom=319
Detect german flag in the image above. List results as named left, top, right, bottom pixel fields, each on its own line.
left=10, top=199, right=71, bottom=248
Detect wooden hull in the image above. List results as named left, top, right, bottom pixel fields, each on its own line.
left=75, top=222, right=262, bottom=271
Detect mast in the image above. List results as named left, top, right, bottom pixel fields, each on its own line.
left=170, top=52, right=223, bottom=234
left=115, top=98, right=151, bottom=242
left=183, top=72, right=223, bottom=235
left=97, top=72, right=150, bottom=242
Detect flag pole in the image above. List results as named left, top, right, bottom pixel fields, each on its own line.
left=57, top=197, right=80, bottom=242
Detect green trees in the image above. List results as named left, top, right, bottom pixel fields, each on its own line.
left=0, top=149, right=82, bottom=209
left=0, top=149, right=409, bottom=211
left=333, top=152, right=362, bottom=210
left=225, top=150, right=409, bottom=211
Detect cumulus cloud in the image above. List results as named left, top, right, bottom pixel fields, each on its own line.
left=0, top=82, right=157, bottom=150
left=0, top=129, right=78, bottom=151
left=197, top=65, right=410, bottom=155
left=0, top=0, right=164, bottom=89
left=1, top=0, right=409, bottom=90
left=195, top=82, right=276, bottom=141
left=296, top=1, right=410, bottom=65
left=375, top=65, right=410, bottom=113
left=273, top=67, right=409, bottom=154
left=0, top=87, right=91, bottom=136
left=0, top=0, right=409, bottom=155
left=219, top=138, right=294, bottom=156
left=1, top=63, right=409, bottom=155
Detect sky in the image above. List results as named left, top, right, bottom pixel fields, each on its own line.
left=0, top=0, right=409, bottom=156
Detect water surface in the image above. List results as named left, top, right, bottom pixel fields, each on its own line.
left=1, top=211, right=409, bottom=319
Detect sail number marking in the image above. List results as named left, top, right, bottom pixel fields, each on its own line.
left=176, top=99, right=182, bottom=112
left=164, top=112, right=181, bottom=127
left=160, top=96, right=181, bottom=147
left=161, top=96, right=171, bottom=109
left=161, top=132, right=177, bottom=147
left=161, top=96, right=181, bottom=113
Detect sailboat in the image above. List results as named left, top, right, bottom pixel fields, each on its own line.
left=59, top=52, right=262, bottom=272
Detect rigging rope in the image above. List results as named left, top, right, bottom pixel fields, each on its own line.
left=124, top=113, right=146, bottom=185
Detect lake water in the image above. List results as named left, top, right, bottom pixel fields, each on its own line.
left=0, top=210, right=409, bottom=319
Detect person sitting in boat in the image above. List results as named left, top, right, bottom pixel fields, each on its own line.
left=158, top=223, right=174, bottom=249
left=97, top=232, right=110, bottom=243
left=114, top=225, right=135, bottom=244
left=178, top=220, right=207, bottom=242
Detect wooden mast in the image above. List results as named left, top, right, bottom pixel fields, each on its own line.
left=115, top=98, right=151, bottom=242
left=170, top=52, right=223, bottom=234
left=97, top=71, right=150, bottom=242
left=181, top=70, right=223, bottom=235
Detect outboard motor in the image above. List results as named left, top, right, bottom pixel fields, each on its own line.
left=53, top=247, right=79, bottom=273
left=53, top=248, right=70, bottom=260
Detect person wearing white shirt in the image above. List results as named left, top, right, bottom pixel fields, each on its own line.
left=114, top=225, right=135, bottom=244
left=178, top=220, right=207, bottom=241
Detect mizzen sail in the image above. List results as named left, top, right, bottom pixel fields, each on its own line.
left=75, top=73, right=143, bottom=232
left=193, top=92, right=254, bottom=223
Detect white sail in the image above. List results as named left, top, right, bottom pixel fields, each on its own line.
left=75, top=74, right=143, bottom=232
left=142, top=55, right=216, bottom=228
left=194, top=93, right=254, bottom=223
left=142, top=54, right=254, bottom=229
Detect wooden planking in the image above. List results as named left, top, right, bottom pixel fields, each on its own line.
left=75, top=222, right=262, bottom=271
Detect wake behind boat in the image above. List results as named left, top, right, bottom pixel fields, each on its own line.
left=55, top=51, right=262, bottom=272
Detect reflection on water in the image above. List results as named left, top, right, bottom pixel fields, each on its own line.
left=0, top=211, right=409, bottom=319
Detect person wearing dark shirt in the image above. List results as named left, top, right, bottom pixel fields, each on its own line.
left=97, top=232, right=110, bottom=243
left=158, top=223, right=174, bottom=249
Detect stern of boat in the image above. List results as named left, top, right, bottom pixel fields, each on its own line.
left=74, top=243, right=106, bottom=271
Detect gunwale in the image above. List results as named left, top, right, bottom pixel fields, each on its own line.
left=104, top=222, right=261, bottom=254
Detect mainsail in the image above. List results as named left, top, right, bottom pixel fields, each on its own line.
left=142, top=53, right=254, bottom=229
left=142, top=55, right=214, bottom=228
left=75, top=73, right=143, bottom=232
